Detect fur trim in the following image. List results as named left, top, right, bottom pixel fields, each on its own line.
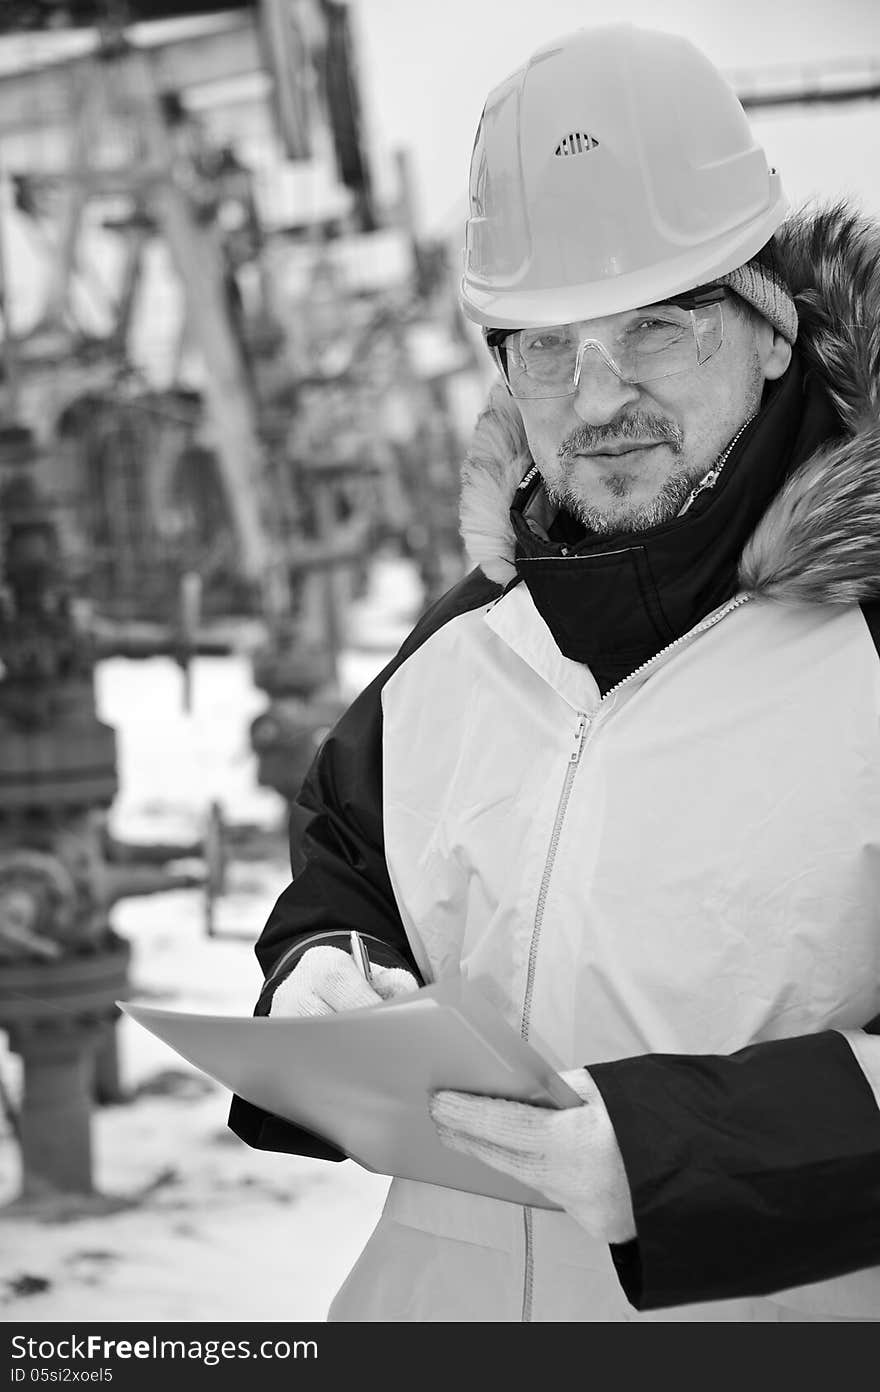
left=739, top=203, right=880, bottom=600
left=739, top=426, right=880, bottom=603
left=459, top=381, right=531, bottom=585
left=774, top=202, right=880, bottom=435
left=459, top=201, right=880, bottom=607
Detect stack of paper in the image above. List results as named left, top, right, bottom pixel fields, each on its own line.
left=120, top=977, right=583, bottom=1208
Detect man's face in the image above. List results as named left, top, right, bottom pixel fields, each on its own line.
left=512, top=298, right=791, bottom=534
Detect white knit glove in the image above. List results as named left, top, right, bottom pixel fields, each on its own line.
left=429, top=1067, right=636, bottom=1243
left=269, top=944, right=420, bottom=1018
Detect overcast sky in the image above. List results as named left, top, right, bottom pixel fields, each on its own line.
left=350, top=0, right=880, bottom=232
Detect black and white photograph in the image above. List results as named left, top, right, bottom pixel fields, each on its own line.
left=0, top=0, right=878, bottom=1351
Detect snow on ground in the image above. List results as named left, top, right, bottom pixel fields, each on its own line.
left=0, top=553, right=428, bottom=1323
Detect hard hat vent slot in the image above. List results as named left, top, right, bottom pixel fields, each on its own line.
left=555, top=132, right=600, bottom=157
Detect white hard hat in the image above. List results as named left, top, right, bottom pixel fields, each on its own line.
left=460, top=23, right=789, bottom=329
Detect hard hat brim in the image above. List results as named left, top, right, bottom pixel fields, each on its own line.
left=460, top=190, right=789, bottom=330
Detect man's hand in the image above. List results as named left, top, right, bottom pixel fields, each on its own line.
left=428, top=1067, right=636, bottom=1243
left=270, top=944, right=420, bottom=1018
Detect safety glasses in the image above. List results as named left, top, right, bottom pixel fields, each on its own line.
left=486, top=286, right=727, bottom=399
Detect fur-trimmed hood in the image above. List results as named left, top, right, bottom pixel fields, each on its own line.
left=459, top=203, right=880, bottom=606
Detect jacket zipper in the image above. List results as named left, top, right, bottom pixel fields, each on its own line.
left=518, top=588, right=752, bottom=1320
left=599, top=591, right=752, bottom=701
left=675, top=413, right=757, bottom=517
left=520, top=709, right=589, bottom=1321
left=521, top=712, right=589, bottom=1043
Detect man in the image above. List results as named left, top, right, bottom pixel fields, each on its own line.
left=230, top=23, right=880, bottom=1321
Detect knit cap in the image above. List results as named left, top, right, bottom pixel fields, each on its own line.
left=718, top=239, right=798, bottom=344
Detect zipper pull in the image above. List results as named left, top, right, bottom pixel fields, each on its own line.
left=677, top=467, right=719, bottom=517
left=571, top=714, right=589, bottom=761
left=676, top=411, right=757, bottom=518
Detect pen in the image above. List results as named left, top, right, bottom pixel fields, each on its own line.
left=350, top=931, right=374, bottom=987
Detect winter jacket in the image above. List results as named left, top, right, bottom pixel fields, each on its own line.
left=229, top=204, right=880, bottom=1321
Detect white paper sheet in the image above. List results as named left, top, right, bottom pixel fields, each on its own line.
left=120, top=978, right=584, bottom=1208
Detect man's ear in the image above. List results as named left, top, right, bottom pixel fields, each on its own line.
left=762, top=328, right=793, bottom=382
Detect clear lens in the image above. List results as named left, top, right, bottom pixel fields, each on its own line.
left=501, top=302, right=724, bottom=399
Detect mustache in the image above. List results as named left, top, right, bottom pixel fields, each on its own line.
left=558, top=412, right=683, bottom=458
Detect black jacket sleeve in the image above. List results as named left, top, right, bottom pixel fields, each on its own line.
left=228, top=569, right=502, bottom=1159
left=589, top=1010, right=880, bottom=1310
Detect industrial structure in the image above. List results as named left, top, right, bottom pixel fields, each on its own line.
left=0, top=0, right=473, bottom=1206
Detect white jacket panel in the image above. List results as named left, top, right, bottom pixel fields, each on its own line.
left=339, top=586, right=880, bottom=1322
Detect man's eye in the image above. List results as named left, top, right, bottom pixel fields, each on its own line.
left=524, top=334, right=566, bottom=351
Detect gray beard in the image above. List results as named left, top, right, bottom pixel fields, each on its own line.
left=545, top=463, right=707, bottom=535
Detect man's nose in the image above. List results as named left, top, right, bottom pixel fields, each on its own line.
left=571, top=343, right=641, bottom=424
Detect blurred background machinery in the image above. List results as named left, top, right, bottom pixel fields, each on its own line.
left=0, top=422, right=225, bottom=1209
left=0, top=1, right=479, bottom=805
left=0, top=1, right=478, bottom=1206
